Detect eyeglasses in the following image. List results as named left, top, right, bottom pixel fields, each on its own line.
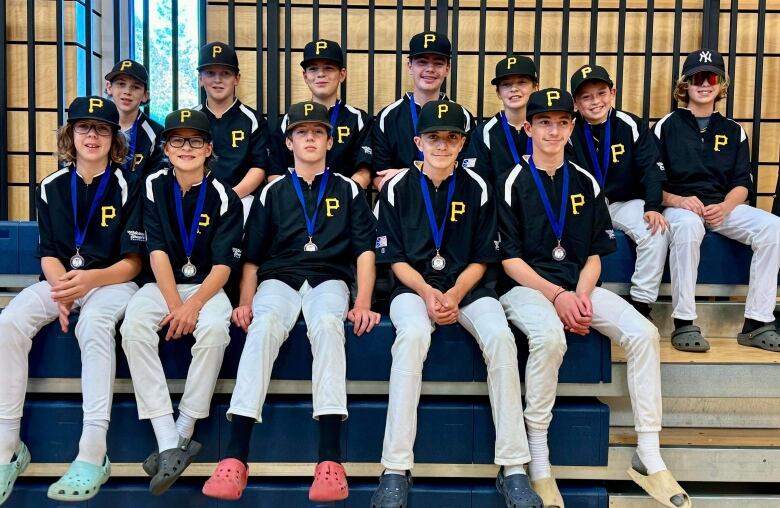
left=166, top=136, right=207, bottom=149
left=73, top=122, right=113, bottom=137
left=689, top=71, right=720, bottom=87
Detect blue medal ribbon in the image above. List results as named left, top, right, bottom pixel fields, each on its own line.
left=71, top=164, right=112, bottom=254
left=528, top=157, right=570, bottom=243
left=582, top=113, right=611, bottom=188
left=173, top=174, right=208, bottom=261
left=499, top=112, right=533, bottom=164
left=121, top=114, right=142, bottom=172
left=329, top=100, right=342, bottom=137
left=419, top=167, right=456, bottom=254
left=290, top=168, right=331, bottom=244
left=408, top=94, right=424, bottom=161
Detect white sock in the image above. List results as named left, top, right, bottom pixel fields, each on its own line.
left=151, top=415, right=179, bottom=452
left=75, top=420, right=108, bottom=466
left=0, top=418, right=21, bottom=463
left=527, top=428, right=552, bottom=480
left=383, top=468, right=406, bottom=477
left=504, top=464, right=527, bottom=477
left=636, top=431, right=667, bottom=474
left=175, top=412, right=197, bottom=440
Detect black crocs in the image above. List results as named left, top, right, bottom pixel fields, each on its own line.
left=671, top=325, right=710, bottom=352
left=149, top=438, right=202, bottom=496
left=370, top=471, right=412, bottom=508
left=496, top=467, right=543, bottom=508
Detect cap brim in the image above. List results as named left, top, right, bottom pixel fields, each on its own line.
left=683, top=64, right=725, bottom=77
left=67, top=116, right=121, bottom=129
left=491, top=73, right=538, bottom=85
left=418, top=125, right=467, bottom=135
left=526, top=108, right=574, bottom=120
left=300, top=57, right=345, bottom=69
left=409, top=50, right=451, bottom=59
left=197, top=63, right=240, bottom=72
left=285, top=119, right=334, bottom=134
left=104, top=70, right=148, bottom=86
left=160, top=126, right=212, bottom=139
left=572, top=77, right=614, bottom=95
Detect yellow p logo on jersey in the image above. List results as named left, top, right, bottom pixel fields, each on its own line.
left=570, top=194, right=585, bottom=215
left=180, top=110, right=191, bottom=123
left=304, top=103, right=314, bottom=116
left=88, top=98, right=103, bottom=113
left=423, top=33, right=436, bottom=48
left=437, top=103, right=449, bottom=118
left=212, top=45, right=222, bottom=58
left=611, top=143, right=625, bottom=163
left=546, top=90, right=560, bottom=106
left=714, top=134, right=728, bottom=151
left=337, top=126, right=350, bottom=144
left=120, top=60, right=133, bottom=71
left=326, top=198, right=340, bottom=217
left=506, top=57, right=517, bottom=69
left=133, top=154, right=144, bottom=171
left=100, top=206, right=116, bottom=227
left=450, top=201, right=466, bottom=222
left=315, top=41, right=327, bottom=54
left=581, top=66, right=592, bottom=79
left=199, top=214, right=210, bottom=229
left=231, top=130, right=245, bottom=147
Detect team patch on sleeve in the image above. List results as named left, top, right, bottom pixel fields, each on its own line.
left=656, top=162, right=665, bottom=171
left=127, top=230, right=147, bottom=242
left=362, top=146, right=373, bottom=155
left=462, top=158, right=476, bottom=169
left=605, top=229, right=616, bottom=239
left=376, top=235, right=388, bottom=249
left=232, top=247, right=242, bottom=259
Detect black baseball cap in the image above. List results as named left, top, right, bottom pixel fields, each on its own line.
left=66, top=96, right=120, bottom=129
left=301, top=39, right=345, bottom=69
left=491, top=55, right=538, bottom=85
left=681, top=48, right=725, bottom=78
left=570, top=64, right=614, bottom=96
left=416, top=100, right=468, bottom=135
left=161, top=109, right=212, bottom=140
left=285, top=101, right=333, bottom=133
left=409, top=31, right=451, bottom=59
left=198, top=42, right=240, bottom=72
left=526, top=88, right=575, bottom=121
left=105, top=59, right=149, bottom=87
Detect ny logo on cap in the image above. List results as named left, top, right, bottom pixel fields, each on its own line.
left=437, top=103, right=449, bottom=118
left=423, top=33, right=436, bottom=48
left=120, top=60, right=133, bottom=71
left=88, top=98, right=104, bottom=112
left=315, top=41, right=327, bottom=54
left=699, top=50, right=712, bottom=63
left=180, top=110, right=191, bottom=123
left=212, top=45, right=223, bottom=58
left=304, top=103, right=314, bottom=116
left=546, top=90, right=560, bottom=106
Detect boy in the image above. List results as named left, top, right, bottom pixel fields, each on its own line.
left=371, top=100, right=541, bottom=508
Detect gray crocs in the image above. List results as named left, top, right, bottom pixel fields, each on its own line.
left=149, top=438, right=202, bottom=496
left=671, top=325, right=710, bottom=352
left=737, top=324, right=780, bottom=352
left=142, top=450, right=157, bottom=477
left=370, top=471, right=412, bottom=508
left=496, top=467, right=543, bottom=508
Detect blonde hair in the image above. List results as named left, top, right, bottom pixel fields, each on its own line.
left=56, top=123, right=129, bottom=165
left=674, top=74, right=730, bottom=104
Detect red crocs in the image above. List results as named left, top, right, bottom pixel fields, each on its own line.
left=308, top=461, right=349, bottom=502
left=201, top=458, right=248, bottom=501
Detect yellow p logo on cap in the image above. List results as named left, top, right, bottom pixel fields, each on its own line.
left=212, top=45, right=222, bottom=58
left=304, top=103, right=314, bottom=116
left=88, top=98, right=103, bottom=112
left=315, top=41, right=327, bottom=54
left=581, top=66, right=592, bottom=79
left=546, top=90, right=560, bottom=106
left=437, top=103, right=449, bottom=118
left=423, top=33, right=436, bottom=48
left=120, top=60, right=133, bottom=71
left=506, top=57, right=517, bottom=69
left=180, top=110, right=191, bottom=123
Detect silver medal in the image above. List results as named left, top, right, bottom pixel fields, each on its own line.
left=552, top=244, right=567, bottom=262
left=431, top=254, right=446, bottom=271
left=304, top=239, right=318, bottom=252
left=181, top=262, right=197, bottom=278
left=69, top=253, right=85, bottom=269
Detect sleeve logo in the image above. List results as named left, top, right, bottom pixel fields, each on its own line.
left=375, top=235, right=388, bottom=248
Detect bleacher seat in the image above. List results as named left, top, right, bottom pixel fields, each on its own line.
left=0, top=222, right=19, bottom=274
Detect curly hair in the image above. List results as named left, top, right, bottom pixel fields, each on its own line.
left=674, top=74, right=730, bottom=104
left=56, top=123, right=129, bottom=165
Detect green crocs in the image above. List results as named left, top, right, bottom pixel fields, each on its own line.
left=0, top=442, right=31, bottom=506
left=47, top=456, right=111, bottom=501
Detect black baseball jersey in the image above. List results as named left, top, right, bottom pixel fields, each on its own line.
left=653, top=109, right=753, bottom=205
left=36, top=165, right=145, bottom=275
left=124, top=110, right=164, bottom=176
left=498, top=156, right=617, bottom=292
left=143, top=168, right=243, bottom=284
left=268, top=101, right=373, bottom=178
left=193, top=99, right=270, bottom=188
left=376, top=161, right=499, bottom=306
left=244, top=170, right=376, bottom=288
left=371, top=93, right=476, bottom=173
left=567, top=109, right=665, bottom=212
left=463, top=112, right=531, bottom=187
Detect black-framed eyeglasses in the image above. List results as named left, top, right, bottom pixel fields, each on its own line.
left=166, top=136, right=207, bottom=149
left=73, top=121, right=113, bottom=137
